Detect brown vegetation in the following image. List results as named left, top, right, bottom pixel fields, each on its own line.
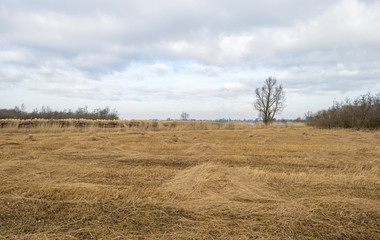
left=0, top=119, right=243, bottom=131
left=307, top=92, right=380, bottom=129
left=0, top=106, right=119, bottom=120
left=0, top=122, right=379, bottom=239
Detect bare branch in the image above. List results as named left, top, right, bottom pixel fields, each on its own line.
left=253, top=77, right=285, bottom=125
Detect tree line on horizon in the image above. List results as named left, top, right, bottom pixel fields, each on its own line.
left=1, top=77, right=379, bottom=130
left=252, top=77, right=380, bottom=130
left=0, top=106, right=119, bottom=120
left=306, top=93, right=380, bottom=130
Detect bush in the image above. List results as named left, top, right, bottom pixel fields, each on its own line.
left=306, top=93, right=380, bottom=130
left=0, top=106, right=119, bottom=120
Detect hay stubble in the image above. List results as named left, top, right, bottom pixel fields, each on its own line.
left=0, top=122, right=379, bottom=239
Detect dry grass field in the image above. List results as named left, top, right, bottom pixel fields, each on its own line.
left=0, top=121, right=379, bottom=239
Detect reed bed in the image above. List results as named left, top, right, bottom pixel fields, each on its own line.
left=0, top=119, right=245, bottom=131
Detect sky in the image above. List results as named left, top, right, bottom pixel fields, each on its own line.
left=1, top=0, right=380, bottom=120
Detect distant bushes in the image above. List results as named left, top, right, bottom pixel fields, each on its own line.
left=0, top=106, right=119, bottom=120
left=307, top=93, right=380, bottom=130
left=0, top=119, right=124, bottom=129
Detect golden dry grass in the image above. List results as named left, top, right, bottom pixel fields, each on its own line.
left=0, top=122, right=379, bottom=239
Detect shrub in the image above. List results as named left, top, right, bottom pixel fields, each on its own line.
left=307, top=93, right=380, bottom=130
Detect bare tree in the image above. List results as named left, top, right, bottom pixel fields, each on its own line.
left=180, top=112, right=189, bottom=121
left=253, top=77, right=285, bottom=125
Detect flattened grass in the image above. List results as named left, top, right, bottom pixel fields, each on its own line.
left=0, top=123, right=379, bottom=239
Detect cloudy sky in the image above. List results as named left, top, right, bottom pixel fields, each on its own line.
left=1, top=0, right=380, bottom=120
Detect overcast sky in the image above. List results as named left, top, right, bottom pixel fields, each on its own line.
left=1, top=0, right=380, bottom=120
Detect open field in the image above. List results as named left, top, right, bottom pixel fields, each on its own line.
left=0, top=121, right=379, bottom=239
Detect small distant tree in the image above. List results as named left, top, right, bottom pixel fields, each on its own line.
left=253, top=77, right=285, bottom=125
left=181, top=112, right=189, bottom=120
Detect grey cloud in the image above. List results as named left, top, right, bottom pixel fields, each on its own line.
left=0, top=0, right=344, bottom=54
left=0, top=0, right=379, bottom=101
left=122, top=79, right=253, bottom=102
left=280, top=66, right=380, bottom=94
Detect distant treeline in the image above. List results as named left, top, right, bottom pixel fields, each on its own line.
left=0, top=106, right=119, bottom=120
left=306, top=93, right=380, bottom=130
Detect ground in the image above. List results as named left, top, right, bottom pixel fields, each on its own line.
left=0, top=122, right=379, bottom=239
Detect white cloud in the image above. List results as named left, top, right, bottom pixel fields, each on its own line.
left=0, top=0, right=379, bottom=119
left=221, top=82, right=245, bottom=90
left=185, top=64, right=223, bottom=76
left=338, top=70, right=359, bottom=76
left=0, top=50, right=29, bottom=63
left=146, top=63, right=173, bottom=75
left=219, top=34, right=253, bottom=60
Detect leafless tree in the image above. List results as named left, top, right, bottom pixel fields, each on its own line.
left=306, top=92, right=380, bottom=130
left=180, top=112, right=189, bottom=121
left=253, top=77, right=285, bottom=125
